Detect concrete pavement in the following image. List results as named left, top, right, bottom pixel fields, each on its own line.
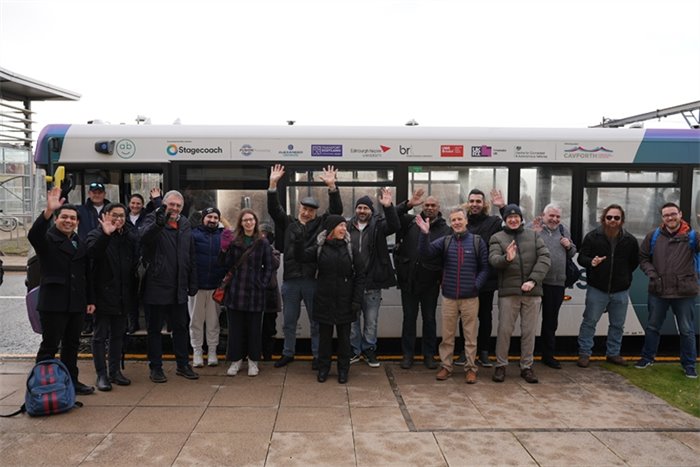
left=1, top=358, right=699, bottom=466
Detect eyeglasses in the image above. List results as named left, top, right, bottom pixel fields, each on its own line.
left=241, top=218, right=256, bottom=223
left=662, top=212, right=679, bottom=218
left=110, top=213, right=126, bottom=219
left=605, top=215, right=621, bottom=221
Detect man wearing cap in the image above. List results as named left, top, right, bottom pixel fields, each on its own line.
left=576, top=204, right=639, bottom=368
left=77, top=181, right=111, bottom=334
left=489, top=204, right=550, bottom=384
left=189, top=207, right=228, bottom=368
left=267, top=164, right=342, bottom=369
left=348, top=189, right=401, bottom=367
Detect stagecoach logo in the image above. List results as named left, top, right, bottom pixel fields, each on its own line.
left=278, top=144, right=303, bottom=156
left=116, top=139, right=136, bottom=159
left=471, top=145, right=492, bottom=157
left=166, top=144, right=224, bottom=156
left=350, top=145, right=391, bottom=157
left=311, top=144, right=343, bottom=157
left=562, top=144, right=614, bottom=159
left=440, top=145, right=464, bottom=157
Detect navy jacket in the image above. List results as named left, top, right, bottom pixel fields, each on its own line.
left=192, top=225, right=228, bottom=290
left=77, top=198, right=111, bottom=240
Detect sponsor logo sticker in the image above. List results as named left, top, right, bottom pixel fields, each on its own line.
left=116, top=139, right=136, bottom=159
left=440, top=145, right=464, bottom=157
left=311, top=144, right=343, bottom=157
left=471, top=145, right=492, bottom=157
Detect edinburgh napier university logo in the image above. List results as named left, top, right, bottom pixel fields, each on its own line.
left=440, top=145, right=464, bottom=157
left=311, top=144, right=343, bottom=157
left=471, top=145, right=493, bottom=157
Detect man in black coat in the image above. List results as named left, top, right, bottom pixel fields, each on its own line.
left=395, top=188, right=451, bottom=369
left=140, top=190, right=199, bottom=383
left=87, top=203, right=139, bottom=391
left=27, top=186, right=96, bottom=395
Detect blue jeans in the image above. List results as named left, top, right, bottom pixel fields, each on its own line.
left=578, top=286, right=629, bottom=357
left=351, top=289, right=382, bottom=355
left=641, top=295, right=697, bottom=369
left=281, top=278, right=319, bottom=358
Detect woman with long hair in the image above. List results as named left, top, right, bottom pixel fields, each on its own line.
left=220, top=208, right=273, bottom=377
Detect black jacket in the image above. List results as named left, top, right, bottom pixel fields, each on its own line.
left=467, top=211, right=503, bottom=291
left=394, top=201, right=451, bottom=292
left=298, top=232, right=365, bottom=325
left=28, top=214, right=94, bottom=313
left=87, top=223, right=140, bottom=315
left=578, top=226, right=639, bottom=293
left=267, top=188, right=343, bottom=281
left=348, top=204, right=401, bottom=290
left=140, top=212, right=198, bottom=305
left=77, top=198, right=111, bottom=240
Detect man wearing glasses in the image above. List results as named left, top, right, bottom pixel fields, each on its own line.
left=636, top=203, right=698, bottom=379
left=576, top=204, right=639, bottom=368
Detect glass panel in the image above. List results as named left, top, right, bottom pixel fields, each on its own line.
left=125, top=173, right=163, bottom=204
left=521, top=167, right=573, bottom=228
left=586, top=170, right=676, bottom=184
left=293, top=168, right=394, bottom=183
left=186, top=189, right=273, bottom=228
left=186, top=166, right=267, bottom=181
left=692, top=168, right=700, bottom=231
left=583, top=186, right=680, bottom=240
left=81, top=169, right=120, bottom=208
left=407, top=166, right=508, bottom=215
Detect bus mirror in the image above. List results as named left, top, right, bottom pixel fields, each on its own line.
left=95, top=141, right=115, bottom=155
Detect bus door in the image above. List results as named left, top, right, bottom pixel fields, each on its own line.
left=582, top=168, right=681, bottom=335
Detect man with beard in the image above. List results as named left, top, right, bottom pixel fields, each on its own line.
left=348, top=189, right=401, bottom=368
left=636, top=202, right=698, bottom=378
left=189, top=207, right=228, bottom=368
left=457, top=188, right=505, bottom=367
left=395, top=188, right=451, bottom=369
left=576, top=204, right=639, bottom=368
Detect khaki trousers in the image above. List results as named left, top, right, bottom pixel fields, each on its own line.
left=439, top=297, right=479, bottom=372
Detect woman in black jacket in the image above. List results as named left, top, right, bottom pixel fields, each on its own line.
left=297, top=215, right=365, bottom=383
left=87, top=203, right=140, bottom=391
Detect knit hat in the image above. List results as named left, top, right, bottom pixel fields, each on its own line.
left=355, top=195, right=374, bottom=212
left=300, top=197, right=320, bottom=209
left=201, top=207, right=221, bottom=218
left=324, top=214, right=346, bottom=233
left=503, top=204, right=523, bottom=220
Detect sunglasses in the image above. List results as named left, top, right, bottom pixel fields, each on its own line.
left=605, top=215, right=621, bottom=221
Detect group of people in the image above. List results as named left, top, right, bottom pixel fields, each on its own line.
left=28, top=167, right=699, bottom=395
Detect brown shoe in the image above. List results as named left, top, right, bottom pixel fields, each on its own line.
left=435, top=367, right=452, bottom=381
left=465, top=370, right=477, bottom=384
left=606, top=355, right=628, bottom=367
left=577, top=355, right=590, bottom=368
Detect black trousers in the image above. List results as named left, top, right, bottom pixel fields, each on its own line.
left=539, top=284, right=565, bottom=359
left=400, top=284, right=439, bottom=358
left=37, top=311, right=83, bottom=384
left=318, top=322, right=352, bottom=374
left=147, top=303, right=189, bottom=369
left=261, top=312, right=278, bottom=359
left=92, top=313, right=128, bottom=376
left=226, top=308, right=263, bottom=362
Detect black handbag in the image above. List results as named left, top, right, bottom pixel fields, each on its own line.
left=559, top=225, right=581, bottom=288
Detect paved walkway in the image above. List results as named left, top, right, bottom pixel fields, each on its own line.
left=0, top=358, right=698, bottom=466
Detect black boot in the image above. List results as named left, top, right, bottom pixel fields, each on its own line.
left=96, top=374, right=112, bottom=392
left=110, top=371, right=132, bottom=386
left=317, top=369, right=329, bottom=383
left=338, top=370, right=348, bottom=384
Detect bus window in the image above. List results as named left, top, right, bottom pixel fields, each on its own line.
left=184, top=189, right=273, bottom=229
left=692, top=168, right=700, bottom=231
left=124, top=172, right=163, bottom=205
left=583, top=186, right=680, bottom=240
left=79, top=169, right=120, bottom=207
left=521, top=167, right=573, bottom=228
left=583, top=169, right=679, bottom=240
left=407, top=166, right=508, bottom=214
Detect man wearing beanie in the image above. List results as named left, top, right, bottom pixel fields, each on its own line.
left=188, top=207, right=228, bottom=367
left=489, top=203, right=550, bottom=384
left=267, top=164, right=343, bottom=370
left=348, top=188, right=401, bottom=367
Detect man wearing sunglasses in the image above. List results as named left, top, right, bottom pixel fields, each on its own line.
left=576, top=204, right=639, bottom=368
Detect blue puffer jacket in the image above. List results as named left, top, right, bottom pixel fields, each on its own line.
left=419, top=232, right=489, bottom=299
left=192, top=225, right=228, bottom=290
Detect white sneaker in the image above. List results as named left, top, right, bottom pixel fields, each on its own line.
left=248, top=360, right=259, bottom=377
left=193, top=350, right=204, bottom=368
left=207, top=352, right=218, bottom=367
left=227, top=360, right=242, bottom=376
